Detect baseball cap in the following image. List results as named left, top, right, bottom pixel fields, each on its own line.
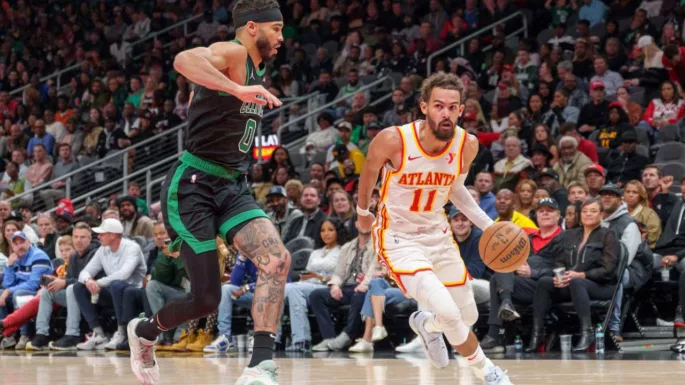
left=600, top=183, right=622, bottom=196
left=637, top=35, right=654, bottom=49
left=448, top=206, right=462, bottom=219
left=92, top=218, right=124, bottom=234
left=7, top=210, right=23, bottom=222
left=267, top=185, right=287, bottom=198
left=537, top=197, right=559, bottom=211
left=497, top=81, right=511, bottom=89
left=608, top=101, right=623, bottom=110
left=462, top=111, right=477, bottom=121
left=11, top=231, right=28, bottom=241
left=332, top=143, right=349, bottom=155
left=502, top=64, right=513, bottom=72
left=55, top=211, right=74, bottom=224
left=539, top=167, right=558, bottom=180
left=337, top=121, right=353, bottom=131
left=590, top=80, right=605, bottom=90
left=584, top=163, right=606, bottom=177
left=367, top=122, right=382, bottom=131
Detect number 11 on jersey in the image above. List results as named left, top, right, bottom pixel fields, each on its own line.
left=409, top=189, right=437, bottom=212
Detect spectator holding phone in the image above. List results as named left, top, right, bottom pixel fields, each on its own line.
left=282, top=219, right=343, bottom=352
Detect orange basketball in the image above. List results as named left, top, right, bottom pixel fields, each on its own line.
left=478, top=221, right=530, bottom=273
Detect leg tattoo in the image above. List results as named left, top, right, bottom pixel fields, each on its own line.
left=233, top=218, right=291, bottom=334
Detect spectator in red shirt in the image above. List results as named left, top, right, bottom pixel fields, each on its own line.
left=559, top=122, right=598, bottom=163
left=663, top=44, right=685, bottom=89
left=408, top=22, right=443, bottom=55
left=641, top=80, right=685, bottom=131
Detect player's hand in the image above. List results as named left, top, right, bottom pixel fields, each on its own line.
left=236, top=85, right=282, bottom=109
left=354, top=283, right=368, bottom=293
left=330, top=284, right=343, bottom=301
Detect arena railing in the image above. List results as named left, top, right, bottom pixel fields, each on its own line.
left=9, top=14, right=204, bottom=97
left=8, top=93, right=317, bottom=211
left=426, top=11, right=528, bottom=76
left=275, top=75, right=395, bottom=145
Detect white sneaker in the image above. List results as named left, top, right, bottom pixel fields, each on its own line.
left=312, top=339, right=333, bottom=352
left=348, top=339, right=374, bottom=353
left=395, top=336, right=423, bottom=353
left=203, top=335, right=237, bottom=353
left=127, top=318, right=160, bottom=385
left=408, top=311, right=449, bottom=369
left=235, top=360, right=279, bottom=385
left=371, top=326, right=388, bottom=342
left=482, top=364, right=513, bottom=385
left=77, top=334, right=109, bottom=350
left=103, top=331, right=126, bottom=350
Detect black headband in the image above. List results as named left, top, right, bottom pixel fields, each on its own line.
left=233, top=8, right=283, bottom=28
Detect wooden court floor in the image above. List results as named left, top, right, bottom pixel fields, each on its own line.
left=1, top=351, right=685, bottom=384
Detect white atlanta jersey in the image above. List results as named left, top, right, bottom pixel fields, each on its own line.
left=374, top=120, right=467, bottom=236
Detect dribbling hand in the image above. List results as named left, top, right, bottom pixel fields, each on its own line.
left=236, top=85, right=282, bottom=109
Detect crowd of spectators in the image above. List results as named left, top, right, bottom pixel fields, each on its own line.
left=1, top=0, right=685, bottom=356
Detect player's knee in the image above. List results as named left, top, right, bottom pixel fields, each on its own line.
left=461, top=303, right=479, bottom=327
left=260, top=249, right=291, bottom=278
left=434, top=303, right=461, bottom=332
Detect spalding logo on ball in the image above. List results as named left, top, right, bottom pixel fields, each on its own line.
left=478, top=222, right=530, bottom=273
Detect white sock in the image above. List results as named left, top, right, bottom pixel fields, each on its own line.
left=93, top=327, right=104, bottom=337
left=118, top=325, right=126, bottom=335
left=467, top=346, right=493, bottom=380
left=423, top=313, right=442, bottom=334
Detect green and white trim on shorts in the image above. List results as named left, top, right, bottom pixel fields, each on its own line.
left=166, top=151, right=269, bottom=253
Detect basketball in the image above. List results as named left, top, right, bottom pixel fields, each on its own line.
left=478, top=221, right=530, bottom=273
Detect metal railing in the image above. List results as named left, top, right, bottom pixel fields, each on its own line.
left=276, top=75, right=395, bottom=143
left=9, top=93, right=316, bottom=208
left=9, top=14, right=204, bottom=97
left=426, top=11, right=528, bottom=76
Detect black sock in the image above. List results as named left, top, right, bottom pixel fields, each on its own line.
left=135, top=317, right=165, bottom=341
left=248, top=331, right=275, bottom=368
left=500, top=291, right=512, bottom=303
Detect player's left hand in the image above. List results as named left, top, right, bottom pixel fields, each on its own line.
left=354, top=283, right=368, bottom=293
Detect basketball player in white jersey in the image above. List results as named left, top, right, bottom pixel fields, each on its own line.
left=357, top=73, right=513, bottom=385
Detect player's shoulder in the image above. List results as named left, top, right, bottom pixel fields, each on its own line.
left=208, top=41, right=248, bottom=58
left=461, top=129, right=479, bottom=153
left=375, top=125, right=404, bottom=145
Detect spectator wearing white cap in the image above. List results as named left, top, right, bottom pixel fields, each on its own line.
left=72, top=218, right=146, bottom=350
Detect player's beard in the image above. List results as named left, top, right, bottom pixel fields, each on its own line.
left=426, top=115, right=456, bottom=141
left=256, top=31, right=276, bottom=64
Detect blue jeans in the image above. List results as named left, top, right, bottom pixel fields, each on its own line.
left=283, top=281, right=324, bottom=343
left=217, top=284, right=254, bottom=337
left=36, top=285, right=81, bottom=337
left=608, top=270, right=630, bottom=333
left=0, top=289, right=37, bottom=335
left=110, top=280, right=140, bottom=327
left=360, top=278, right=409, bottom=318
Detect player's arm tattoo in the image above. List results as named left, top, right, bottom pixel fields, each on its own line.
left=233, top=218, right=291, bottom=332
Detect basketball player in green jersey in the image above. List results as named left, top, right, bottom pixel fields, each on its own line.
left=126, top=1, right=288, bottom=384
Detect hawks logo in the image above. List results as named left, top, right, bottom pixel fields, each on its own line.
left=191, top=174, right=197, bottom=184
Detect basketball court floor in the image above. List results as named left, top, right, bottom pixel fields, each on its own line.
left=2, top=350, right=684, bottom=384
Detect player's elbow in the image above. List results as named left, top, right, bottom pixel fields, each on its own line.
left=173, top=52, right=191, bottom=73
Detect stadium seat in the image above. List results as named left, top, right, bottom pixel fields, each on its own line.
left=659, top=162, right=685, bottom=182
left=657, top=124, right=679, bottom=143
left=285, top=237, right=315, bottom=255
left=654, top=142, right=685, bottom=163
left=322, top=41, right=339, bottom=56
left=554, top=244, right=629, bottom=335
left=289, top=248, right=313, bottom=281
